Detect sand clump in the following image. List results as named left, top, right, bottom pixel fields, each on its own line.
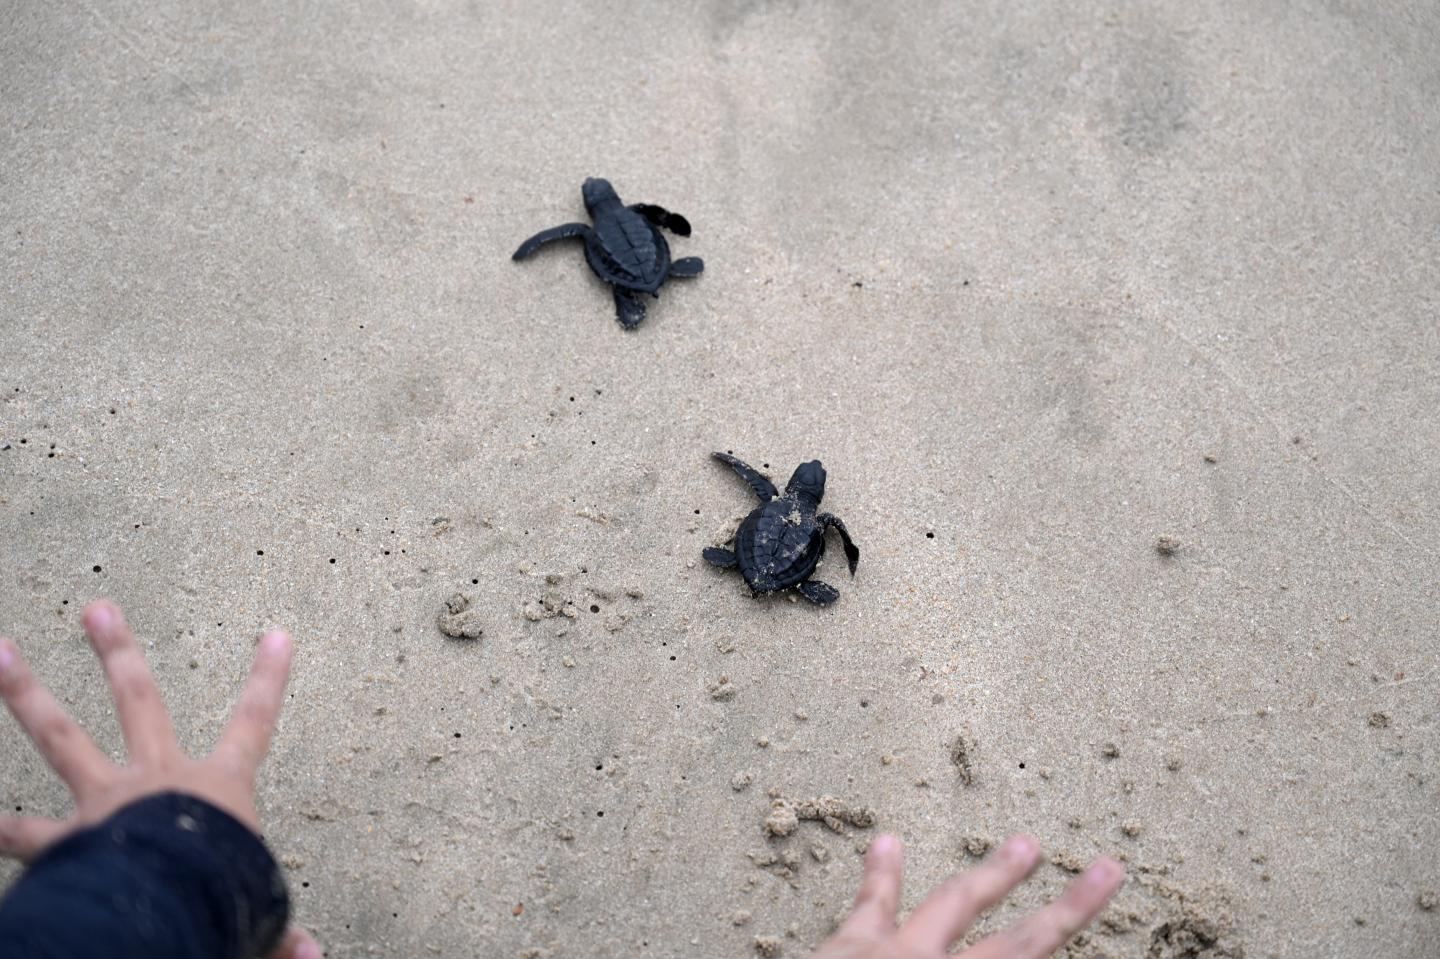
left=948, top=732, right=977, bottom=786
left=521, top=589, right=578, bottom=622
left=709, top=676, right=738, bottom=701
left=1146, top=910, right=1244, bottom=958
left=436, top=593, right=484, bottom=639
left=763, top=796, right=875, bottom=839
left=753, top=935, right=783, bottom=957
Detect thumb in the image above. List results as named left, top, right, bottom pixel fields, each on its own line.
left=267, top=926, right=322, bottom=959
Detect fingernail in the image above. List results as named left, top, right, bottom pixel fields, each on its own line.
left=296, top=941, right=322, bottom=959
left=0, top=641, right=15, bottom=673
left=1085, top=857, right=1124, bottom=888
left=86, top=603, right=115, bottom=631
left=1001, top=835, right=1038, bottom=863
left=870, top=834, right=897, bottom=856
left=261, top=631, right=290, bottom=655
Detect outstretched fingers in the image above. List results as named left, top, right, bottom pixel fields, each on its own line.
left=0, top=638, right=110, bottom=793
left=0, top=815, right=68, bottom=862
left=213, top=631, right=294, bottom=778
left=82, top=601, right=176, bottom=765
left=964, top=857, right=1126, bottom=959
left=897, top=835, right=1041, bottom=954
left=837, top=834, right=904, bottom=938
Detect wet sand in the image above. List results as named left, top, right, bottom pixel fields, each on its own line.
left=2, top=2, right=1438, bottom=955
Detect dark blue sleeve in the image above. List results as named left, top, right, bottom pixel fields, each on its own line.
left=0, top=792, right=289, bottom=959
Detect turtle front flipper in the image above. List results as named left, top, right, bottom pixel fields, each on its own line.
left=670, top=257, right=704, bottom=278
left=512, top=223, right=594, bottom=260
left=797, top=580, right=840, bottom=606
left=712, top=452, right=779, bottom=501
left=630, top=204, right=692, bottom=236
left=702, top=547, right=738, bottom=568
left=613, top=288, right=648, bottom=329
left=818, top=512, right=860, bottom=576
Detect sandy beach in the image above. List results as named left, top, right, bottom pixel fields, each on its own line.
left=2, top=1, right=1438, bottom=955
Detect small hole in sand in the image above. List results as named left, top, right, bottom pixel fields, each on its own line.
left=596, top=810, right=604, bottom=817
left=256, top=550, right=264, bottom=556
left=925, top=532, right=935, bottom=539
left=329, top=558, right=336, bottom=564
left=590, top=604, right=600, bottom=613
left=1018, top=762, right=1026, bottom=769
left=453, top=732, right=461, bottom=739
left=92, top=565, right=102, bottom=573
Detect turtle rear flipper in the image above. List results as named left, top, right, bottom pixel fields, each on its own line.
left=702, top=547, right=738, bottom=568
left=613, top=288, right=647, bottom=329
left=712, top=452, right=778, bottom=501
left=513, top=223, right=593, bottom=260
left=797, top=580, right=840, bottom=606
left=670, top=257, right=704, bottom=278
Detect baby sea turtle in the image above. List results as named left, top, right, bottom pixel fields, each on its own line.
left=512, top=177, right=704, bottom=329
left=703, top=452, right=860, bottom=606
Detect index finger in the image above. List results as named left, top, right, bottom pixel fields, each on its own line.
left=837, top=834, right=904, bottom=938
left=896, top=834, right=1042, bottom=953
left=212, top=631, right=294, bottom=777
left=83, top=601, right=177, bottom=764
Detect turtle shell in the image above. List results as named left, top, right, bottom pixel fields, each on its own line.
left=734, top=497, right=825, bottom=593
left=586, top=206, right=671, bottom=293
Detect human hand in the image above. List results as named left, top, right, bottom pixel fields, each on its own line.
left=810, top=834, right=1124, bottom=959
left=0, top=600, right=320, bottom=959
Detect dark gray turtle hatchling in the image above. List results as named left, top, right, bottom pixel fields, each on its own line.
left=512, top=177, right=703, bottom=329
left=703, top=452, right=860, bottom=606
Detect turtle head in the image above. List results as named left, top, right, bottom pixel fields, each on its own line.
left=785, top=460, right=827, bottom=506
left=582, top=177, right=619, bottom=213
